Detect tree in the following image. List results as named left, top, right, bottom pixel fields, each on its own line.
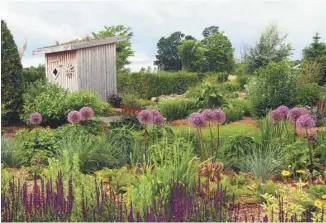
left=154, top=31, right=185, bottom=71
left=247, top=24, right=292, bottom=73
left=22, top=64, right=46, bottom=86
left=178, top=40, right=208, bottom=72
left=201, top=26, right=235, bottom=72
left=1, top=20, right=24, bottom=122
left=92, top=25, right=134, bottom=73
left=302, top=33, right=326, bottom=85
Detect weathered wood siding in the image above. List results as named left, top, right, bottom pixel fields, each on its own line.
left=76, top=43, right=117, bottom=100
left=45, top=51, right=78, bottom=91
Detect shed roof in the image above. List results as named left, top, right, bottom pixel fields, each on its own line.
left=33, top=36, right=128, bottom=55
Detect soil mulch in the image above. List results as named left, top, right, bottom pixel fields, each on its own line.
left=296, top=127, right=326, bottom=136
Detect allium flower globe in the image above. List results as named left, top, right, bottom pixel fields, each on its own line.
left=79, top=107, right=94, bottom=120
left=276, top=105, right=289, bottom=118
left=151, top=110, right=165, bottom=125
left=288, top=107, right=308, bottom=123
left=150, top=109, right=160, bottom=116
left=296, top=114, right=315, bottom=129
left=189, top=112, right=207, bottom=128
left=213, top=109, right=226, bottom=124
left=270, top=109, right=283, bottom=123
left=137, top=110, right=153, bottom=125
left=67, top=111, right=82, bottom=124
left=202, top=109, right=216, bottom=122
left=29, top=112, right=42, bottom=125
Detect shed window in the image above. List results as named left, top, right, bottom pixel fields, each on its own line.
left=52, top=68, right=59, bottom=79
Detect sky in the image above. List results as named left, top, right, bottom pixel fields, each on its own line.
left=1, top=0, right=326, bottom=71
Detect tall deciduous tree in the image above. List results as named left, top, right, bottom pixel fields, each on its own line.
left=154, top=31, right=185, bottom=71
left=92, top=25, right=134, bottom=73
left=201, top=26, right=235, bottom=72
left=178, top=40, right=208, bottom=72
left=247, top=24, right=292, bottom=73
left=1, top=20, right=24, bottom=122
left=302, top=33, right=326, bottom=85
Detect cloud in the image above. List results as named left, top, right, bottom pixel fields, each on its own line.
left=2, top=0, right=326, bottom=69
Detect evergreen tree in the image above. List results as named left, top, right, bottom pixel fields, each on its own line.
left=1, top=20, right=24, bottom=122
left=303, top=33, right=326, bottom=85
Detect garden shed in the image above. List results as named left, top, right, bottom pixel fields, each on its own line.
left=33, top=36, right=127, bottom=100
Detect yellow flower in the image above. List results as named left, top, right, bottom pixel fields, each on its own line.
left=322, top=195, right=326, bottom=200
left=314, top=199, right=323, bottom=208
left=296, top=169, right=306, bottom=174
left=281, top=170, right=291, bottom=177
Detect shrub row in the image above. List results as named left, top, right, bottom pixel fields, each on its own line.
left=158, top=98, right=198, bottom=121
left=21, top=81, right=113, bottom=127
left=118, top=71, right=207, bottom=99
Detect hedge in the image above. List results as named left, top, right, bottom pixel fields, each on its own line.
left=118, top=71, right=205, bottom=99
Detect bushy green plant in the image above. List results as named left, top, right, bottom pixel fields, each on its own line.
left=283, top=140, right=311, bottom=172
left=221, top=81, right=240, bottom=92
left=1, top=136, right=21, bottom=167
left=228, top=98, right=253, bottom=117
left=221, top=135, right=256, bottom=171
left=159, top=98, right=197, bottom=120
left=248, top=61, right=298, bottom=116
left=22, top=64, right=46, bottom=87
left=236, top=75, right=252, bottom=89
left=118, top=71, right=203, bottom=99
left=21, top=81, right=113, bottom=126
left=223, top=106, right=244, bottom=123
left=296, top=83, right=321, bottom=106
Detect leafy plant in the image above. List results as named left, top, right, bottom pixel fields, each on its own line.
left=107, top=92, right=123, bottom=107
left=159, top=98, right=197, bottom=121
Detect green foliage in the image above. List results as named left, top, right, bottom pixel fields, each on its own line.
left=247, top=24, right=292, bottom=73
left=118, top=71, right=203, bottom=99
left=228, top=98, right=253, bottom=117
left=178, top=40, right=208, bottom=72
left=92, top=25, right=134, bottom=73
left=201, top=26, right=235, bottom=72
left=221, top=135, right=256, bottom=171
left=1, top=136, right=20, bottom=167
left=195, top=82, right=223, bottom=108
left=248, top=61, right=298, bottom=117
left=223, top=106, right=244, bottom=123
left=303, top=33, right=326, bottom=85
left=159, top=98, right=197, bottom=121
left=308, top=185, right=326, bottom=198
left=283, top=140, right=310, bottom=172
left=236, top=75, right=252, bottom=89
left=1, top=20, right=24, bottom=122
left=154, top=31, right=185, bottom=71
left=296, top=83, right=321, bottom=106
left=21, top=81, right=113, bottom=126
left=22, top=64, right=46, bottom=86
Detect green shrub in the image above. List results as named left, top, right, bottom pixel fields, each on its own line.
left=248, top=61, right=298, bottom=117
left=118, top=71, right=204, bottom=99
left=229, top=99, right=253, bottom=117
left=21, top=81, right=113, bottom=126
left=22, top=64, right=46, bottom=86
left=223, top=106, right=244, bottom=123
left=221, top=81, right=240, bottom=92
left=159, top=98, right=197, bottom=120
left=1, top=20, right=24, bottom=123
left=296, top=83, right=321, bottom=106
left=236, top=75, right=252, bottom=89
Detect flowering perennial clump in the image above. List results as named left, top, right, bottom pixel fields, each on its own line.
left=288, top=107, right=308, bottom=123
left=214, top=109, right=226, bottom=124
left=202, top=109, right=216, bottom=122
left=270, top=109, right=283, bottom=123
left=137, top=110, right=153, bottom=125
left=151, top=109, right=165, bottom=125
left=276, top=105, right=289, bottom=119
left=79, top=106, right=94, bottom=120
left=188, top=112, right=207, bottom=129
left=67, top=110, right=82, bottom=124
left=29, top=112, right=42, bottom=125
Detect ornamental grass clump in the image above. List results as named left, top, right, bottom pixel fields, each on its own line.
left=296, top=114, right=316, bottom=174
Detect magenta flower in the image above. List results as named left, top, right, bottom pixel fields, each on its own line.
left=296, top=114, right=315, bottom=129
left=150, top=109, right=160, bottom=116
left=29, top=112, right=42, bottom=125
left=270, top=109, right=283, bottom=123
left=137, top=110, right=153, bottom=125
left=67, top=111, right=82, bottom=124
left=276, top=105, right=289, bottom=119
left=213, top=109, right=226, bottom=124
left=287, top=107, right=308, bottom=123
left=189, top=112, right=207, bottom=128
left=79, top=107, right=94, bottom=121
left=202, top=109, right=216, bottom=122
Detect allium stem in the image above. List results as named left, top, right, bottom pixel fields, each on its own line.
left=208, top=122, right=215, bottom=157
left=216, top=123, right=220, bottom=157
left=197, top=128, right=204, bottom=160
left=306, top=128, right=314, bottom=175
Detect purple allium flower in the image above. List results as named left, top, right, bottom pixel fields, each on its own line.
left=296, top=114, right=315, bottom=129
left=276, top=105, right=289, bottom=118
left=270, top=109, right=283, bottom=123
left=287, top=107, right=308, bottom=123
left=67, top=111, right=82, bottom=124
left=79, top=107, right=94, bottom=120
left=153, top=114, right=164, bottom=125
left=137, top=110, right=153, bottom=125
left=213, top=109, right=226, bottom=124
left=29, top=112, right=42, bottom=125
left=150, top=109, right=161, bottom=116
left=188, top=112, right=207, bottom=128
left=202, top=109, right=215, bottom=122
